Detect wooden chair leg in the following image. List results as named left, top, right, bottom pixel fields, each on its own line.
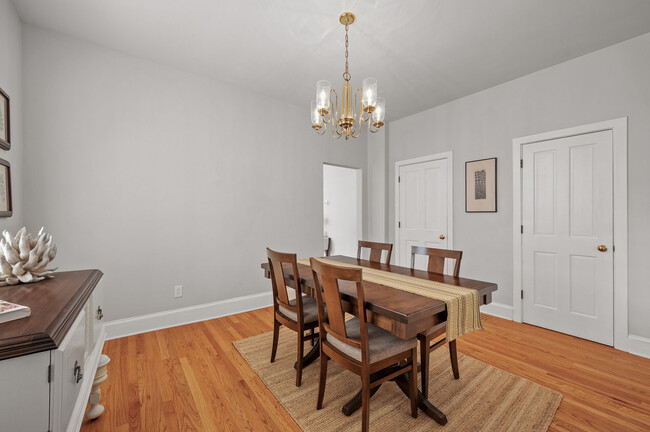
left=296, top=329, right=304, bottom=387
left=449, top=339, right=459, bottom=379
left=270, top=318, right=280, bottom=363
left=310, top=327, right=315, bottom=346
left=419, top=336, right=430, bottom=399
left=410, top=347, right=418, bottom=418
left=361, top=373, right=371, bottom=432
left=317, top=352, right=328, bottom=409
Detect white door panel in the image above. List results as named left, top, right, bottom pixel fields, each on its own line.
left=398, top=159, right=448, bottom=268
left=522, top=130, right=613, bottom=345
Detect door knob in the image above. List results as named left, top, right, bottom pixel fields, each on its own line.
left=440, top=234, right=445, bottom=240
left=597, top=245, right=607, bottom=252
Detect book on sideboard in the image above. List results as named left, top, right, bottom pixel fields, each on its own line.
left=0, top=300, right=31, bottom=324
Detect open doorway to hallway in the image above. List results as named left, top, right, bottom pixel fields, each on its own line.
left=323, top=164, right=362, bottom=257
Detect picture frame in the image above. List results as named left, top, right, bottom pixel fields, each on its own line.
left=465, top=157, right=497, bottom=213
left=0, top=87, right=9, bottom=151
left=0, top=158, right=12, bottom=217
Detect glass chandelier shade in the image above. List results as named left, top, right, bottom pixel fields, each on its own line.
left=311, top=13, right=385, bottom=140
left=373, top=97, right=385, bottom=127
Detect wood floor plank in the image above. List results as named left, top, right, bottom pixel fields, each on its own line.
left=81, top=308, right=650, bottom=431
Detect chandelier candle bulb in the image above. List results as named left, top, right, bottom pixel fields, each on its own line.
left=373, top=97, right=385, bottom=127
left=362, top=77, right=377, bottom=110
left=316, top=80, right=331, bottom=112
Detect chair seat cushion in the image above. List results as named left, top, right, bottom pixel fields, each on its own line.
left=279, top=295, right=319, bottom=324
left=326, top=318, right=416, bottom=363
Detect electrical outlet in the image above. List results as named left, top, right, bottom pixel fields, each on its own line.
left=174, top=285, right=183, bottom=298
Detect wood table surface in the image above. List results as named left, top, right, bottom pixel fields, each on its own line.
left=261, top=255, right=497, bottom=340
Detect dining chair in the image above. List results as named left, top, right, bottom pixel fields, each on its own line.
left=357, top=240, right=393, bottom=264
left=310, top=258, right=418, bottom=432
left=410, top=246, right=463, bottom=398
left=267, top=248, right=320, bottom=387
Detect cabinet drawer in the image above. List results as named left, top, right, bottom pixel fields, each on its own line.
left=51, top=310, right=86, bottom=432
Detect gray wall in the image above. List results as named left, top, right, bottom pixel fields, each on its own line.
left=22, top=25, right=367, bottom=321
left=387, top=32, right=650, bottom=339
left=366, top=127, right=387, bottom=242
left=0, top=0, right=23, bottom=233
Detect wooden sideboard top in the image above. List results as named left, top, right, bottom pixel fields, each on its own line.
left=0, top=269, right=103, bottom=361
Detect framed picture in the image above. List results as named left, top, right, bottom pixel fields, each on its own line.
left=466, top=157, right=497, bottom=213
left=0, top=158, right=12, bottom=217
left=0, top=87, right=9, bottom=150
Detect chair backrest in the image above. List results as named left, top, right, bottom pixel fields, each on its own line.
left=357, top=240, right=393, bottom=264
left=310, top=258, right=369, bottom=360
left=267, top=248, right=304, bottom=318
left=410, top=246, right=463, bottom=277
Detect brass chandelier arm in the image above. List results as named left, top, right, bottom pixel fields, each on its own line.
left=330, top=89, right=343, bottom=139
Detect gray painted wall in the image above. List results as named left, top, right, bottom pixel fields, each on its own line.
left=22, top=25, right=367, bottom=321
left=367, top=127, right=387, bottom=242
left=387, top=32, right=650, bottom=339
left=0, top=0, right=23, bottom=233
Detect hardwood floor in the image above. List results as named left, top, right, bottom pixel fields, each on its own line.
left=81, top=309, right=650, bottom=431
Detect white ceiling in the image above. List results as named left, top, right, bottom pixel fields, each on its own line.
left=11, top=0, right=650, bottom=120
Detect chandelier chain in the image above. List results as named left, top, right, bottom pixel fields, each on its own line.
left=343, top=23, right=351, bottom=81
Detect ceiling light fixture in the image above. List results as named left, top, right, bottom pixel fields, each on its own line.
left=311, top=12, right=385, bottom=140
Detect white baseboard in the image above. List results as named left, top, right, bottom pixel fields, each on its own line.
left=628, top=334, right=650, bottom=360
left=104, top=292, right=273, bottom=340
left=480, top=302, right=514, bottom=320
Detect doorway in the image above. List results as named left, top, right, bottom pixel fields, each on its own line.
left=323, top=164, right=362, bottom=257
left=395, top=152, right=453, bottom=268
left=513, top=118, right=628, bottom=350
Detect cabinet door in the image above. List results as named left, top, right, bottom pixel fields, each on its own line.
left=0, top=351, right=50, bottom=432
left=51, top=310, right=86, bottom=432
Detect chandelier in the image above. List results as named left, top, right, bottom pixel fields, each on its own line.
left=311, top=12, right=385, bottom=140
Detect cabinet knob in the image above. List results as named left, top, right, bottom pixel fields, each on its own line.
left=440, top=234, right=446, bottom=240
left=97, top=306, right=104, bottom=320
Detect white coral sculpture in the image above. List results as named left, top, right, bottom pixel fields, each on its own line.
left=0, top=227, right=58, bottom=286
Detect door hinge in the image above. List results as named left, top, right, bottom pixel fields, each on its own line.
left=47, top=364, right=53, bottom=383
left=520, top=159, right=523, bottom=168
left=521, top=290, right=524, bottom=299
left=521, top=225, right=523, bottom=234
left=613, top=245, right=615, bottom=252
left=398, top=176, right=401, bottom=183
left=398, top=221, right=401, bottom=228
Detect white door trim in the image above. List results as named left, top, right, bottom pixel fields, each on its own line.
left=512, top=118, right=628, bottom=351
left=395, top=151, right=453, bottom=266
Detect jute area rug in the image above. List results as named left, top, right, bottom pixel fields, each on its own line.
left=233, top=328, right=562, bottom=432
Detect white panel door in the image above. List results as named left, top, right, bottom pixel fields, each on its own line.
left=398, top=159, right=448, bottom=268
left=522, top=130, right=613, bottom=345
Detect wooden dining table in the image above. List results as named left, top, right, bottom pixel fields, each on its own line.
left=261, top=255, right=498, bottom=425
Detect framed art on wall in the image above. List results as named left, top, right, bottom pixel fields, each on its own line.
left=0, top=158, right=12, bottom=217
left=0, top=87, right=9, bottom=151
left=466, top=157, right=496, bottom=212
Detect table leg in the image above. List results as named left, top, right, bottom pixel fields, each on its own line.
left=341, top=367, right=448, bottom=425
left=341, top=365, right=403, bottom=416
left=394, top=372, right=447, bottom=425
left=294, top=336, right=320, bottom=369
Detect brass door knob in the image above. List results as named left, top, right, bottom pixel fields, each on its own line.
left=597, top=245, right=608, bottom=252
left=440, top=234, right=446, bottom=240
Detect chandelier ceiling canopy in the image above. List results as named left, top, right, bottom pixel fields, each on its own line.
left=311, top=12, right=385, bottom=140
